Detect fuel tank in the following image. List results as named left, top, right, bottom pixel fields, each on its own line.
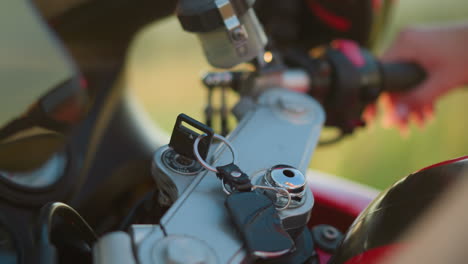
left=330, top=156, right=468, bottom=264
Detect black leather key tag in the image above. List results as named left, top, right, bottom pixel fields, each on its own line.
left=216, top=163, right=253, bottom=192
left=225, top=191, right=294, bottom=259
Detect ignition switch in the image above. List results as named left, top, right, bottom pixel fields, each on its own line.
left=162, top=114, right=214, bottom=175
left=263, top=165, right=307, bottom=208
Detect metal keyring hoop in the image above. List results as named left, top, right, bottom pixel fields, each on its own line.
left=251, top=185, right=292, bottom=211
left=193, top=133, right=238, bottom=173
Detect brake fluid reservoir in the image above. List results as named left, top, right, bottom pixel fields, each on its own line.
left=177, top=0, right=267, bottom=69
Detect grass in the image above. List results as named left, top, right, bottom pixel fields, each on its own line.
left=126, top=0, right=468, bottom=190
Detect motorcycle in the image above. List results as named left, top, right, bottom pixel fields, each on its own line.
left=1, top=0, right=467, bottom=263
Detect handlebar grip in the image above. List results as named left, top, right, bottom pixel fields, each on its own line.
left=380, top=62, right=426, bottom=92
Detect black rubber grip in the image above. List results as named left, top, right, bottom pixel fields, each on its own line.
left=380, top=62, right=426, bottom=92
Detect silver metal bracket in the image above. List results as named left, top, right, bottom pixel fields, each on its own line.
left=216, top=0, right=249, bottom=56
left=142, top=89, right=324, bottom=263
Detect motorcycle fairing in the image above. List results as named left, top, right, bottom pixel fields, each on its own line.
left=330, top=157, right=468, bottom=264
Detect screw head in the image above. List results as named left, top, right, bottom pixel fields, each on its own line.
left=311, top=225, right=344, bottom=253
left=231, top=27, right=247, bottom=41
left=322, top=226, right=339, bottom=241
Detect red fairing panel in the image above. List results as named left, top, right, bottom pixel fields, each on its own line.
left=344, top=244, right=402, bottom=264
left=416, top=156, right=468, bottom=173
left=307, top=171, right=379, bottom=263
left=316, top=248, right=332, bottom=264
left=307, top=170, right=378, bottom=231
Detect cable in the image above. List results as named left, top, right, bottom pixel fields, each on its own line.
left=118, top=190, right=155, bottom=231
left=36, top=202, right=97, bottom=264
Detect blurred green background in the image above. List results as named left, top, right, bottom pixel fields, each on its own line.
left=127, top=0, right=468, bottom=190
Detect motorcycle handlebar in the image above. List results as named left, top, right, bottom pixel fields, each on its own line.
left=285, top=47, right=428, bottom=135
left=379, top=62, right=426, bottom=93
left=237, top=47, right=428, bottom=136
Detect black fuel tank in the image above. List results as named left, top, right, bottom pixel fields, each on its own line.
left=330, top=157, right=468, bottom=264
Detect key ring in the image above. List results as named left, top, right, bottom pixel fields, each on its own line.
left=222, top=183, right=292, bottom=211
left=252, top=185, right=292, bottom=211
left=193, top=133, right=238, bottom=173
left=194, top=133, right=291, bottom=210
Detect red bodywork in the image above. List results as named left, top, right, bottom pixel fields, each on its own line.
left=416, top=156, right=468, bottom=173
left=306, top=171, right=379, bottom=263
